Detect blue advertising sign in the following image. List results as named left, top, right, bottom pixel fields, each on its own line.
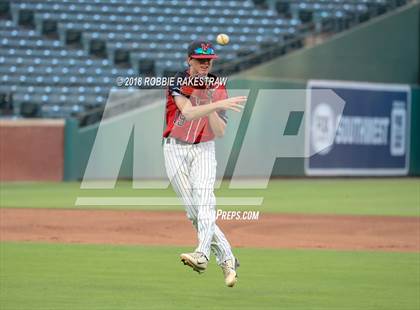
left=305, top=80, right=411, bottom=176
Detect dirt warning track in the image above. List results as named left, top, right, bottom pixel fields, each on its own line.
left=0, top=208, right=419, bottom=252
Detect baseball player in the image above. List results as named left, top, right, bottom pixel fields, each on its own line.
left=162, top=41, right=246, bottom=287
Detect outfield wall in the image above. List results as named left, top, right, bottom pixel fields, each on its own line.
left=0, top=119, right=65, bottom=181
left=63, top=81, right=419, bottom=180
left=2, top=82, right=412, bottom=182
left=63, top=81, right=307, bottom=181
left=410, top=87, right=420, bottom=175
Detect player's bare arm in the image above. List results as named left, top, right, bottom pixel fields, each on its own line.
left=208, top=112, right=226, bottom=137
left=174, top=95, right=246, bottom=121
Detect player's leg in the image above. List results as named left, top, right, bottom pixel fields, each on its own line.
left=189, top=142, right=239, bottom=286
left=163, top=142, right=216, bottom=239
left=191, top=143, right=234, bottom=265
left=163, top=143, right=197, bottom=221
left=189, top=143, right=217, bottom=260
left=164, top=143, right=211, bottom=272
left=211, top=225, right=234, bottom=265
left=189, top=142, right=235, bottom=263
left=212, top=225, right=239, bottom=287
left=164, top=142, right=230, bottom=270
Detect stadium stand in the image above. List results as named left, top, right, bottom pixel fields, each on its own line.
left=0, top=0, right=409, bottom=121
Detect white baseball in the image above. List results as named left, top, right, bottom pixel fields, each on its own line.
left=216, top=33, right=230, bottom=45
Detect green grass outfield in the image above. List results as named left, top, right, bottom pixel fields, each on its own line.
left=1, top=242, right=419, bottom=310
left=1, top=178, right=419, bottom=216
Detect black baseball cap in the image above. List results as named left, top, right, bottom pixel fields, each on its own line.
left=187, top=41, right=218, bottom=59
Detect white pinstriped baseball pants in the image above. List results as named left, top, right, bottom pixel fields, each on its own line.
left=163, top=138, right=234, bottom=264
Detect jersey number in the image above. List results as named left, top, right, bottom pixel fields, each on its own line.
left=174, top=111, right=186, bottom=127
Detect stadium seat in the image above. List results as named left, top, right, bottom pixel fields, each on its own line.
left=138, top=59, right=156, bottom=76
left=0, top=1, right=11, bottom=19
left=89, top=38, right=107, bottom=58
left=20, top=101, right=40, bottom=117
left=0, top=92, right=14, bottom=116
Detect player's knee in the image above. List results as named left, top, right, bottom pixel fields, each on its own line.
left=197, top=208, right=216, bottom=222
left=192, top=186, right=215, bottom=196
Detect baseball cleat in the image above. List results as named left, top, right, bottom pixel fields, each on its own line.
left=180, top=252, right=208, bottom=273
left=221, top=257, right=240, bottom=287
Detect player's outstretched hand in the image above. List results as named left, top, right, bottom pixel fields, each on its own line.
left=217, top=96, right=247, bottom=112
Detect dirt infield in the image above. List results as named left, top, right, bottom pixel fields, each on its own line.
left=0, top=208, right=419, bottom=252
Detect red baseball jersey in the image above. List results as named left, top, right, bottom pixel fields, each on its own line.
left=163, top=70, right=228, bottom=143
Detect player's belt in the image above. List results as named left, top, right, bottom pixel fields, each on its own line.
left=165, top=137, right=200, bottom=145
